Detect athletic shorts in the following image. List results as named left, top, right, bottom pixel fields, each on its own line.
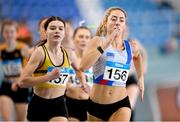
left=126, top=75, right=138, bottom=87
left=66, top=95, right=88, bottom=121
left=0, top=81, right=31, bottom=103
left=87, top=96, right=131, bottom=121
left=27, top=94, right=68, bottom=121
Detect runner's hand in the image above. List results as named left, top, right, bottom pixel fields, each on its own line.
left=47, top=68, right=60, bottom=81
left=11, top=82, right=19, bottom=91
left=81, top=83, right=90, bottom=94
left=102, top=28, right=121, bottom=50
left=138, top=77, right=144, bottom=102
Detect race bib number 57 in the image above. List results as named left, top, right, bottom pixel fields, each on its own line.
left=47, top=67, right=70, bottom=86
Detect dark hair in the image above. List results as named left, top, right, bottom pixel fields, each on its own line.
left=1, top=19, right=18, bottom=36
left=44, top=16, right=66, bottom=30
left=73, top=26, right=92, bottom=39
left=38, top=16, right=66, bottom=46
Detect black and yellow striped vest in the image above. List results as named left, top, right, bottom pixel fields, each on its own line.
left=33, top=45, right=70, bottom=88
left=0, top=42, right=27, bottom=78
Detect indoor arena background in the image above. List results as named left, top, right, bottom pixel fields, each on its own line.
left=0, top=0, right=180, bottom=121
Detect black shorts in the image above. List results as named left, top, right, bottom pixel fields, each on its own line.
left=0, top=81, right=31, bottom=103
left=126, top=75, right=138, bottom=87
left=66, top=95, right=88, bottom=121
left=87, top=96, right=131, bottom=121
left=27, top=94, right=68, bottom=121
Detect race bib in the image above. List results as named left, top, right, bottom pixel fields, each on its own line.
left=47, top=67, right=70, bottom=86
left=2, top=59, right=22, bottom=77
left=69, top=69, right=81, bottom=85
left=69, top=68, right=93, bottom=86
left=103, top=61, right=130, bottom=84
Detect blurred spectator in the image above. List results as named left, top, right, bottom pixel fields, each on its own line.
left=154, top=0, right=174, bottom=10
left=160, top=37, right=179, bottom=54
left=17, top=20, right=32, bottom=46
